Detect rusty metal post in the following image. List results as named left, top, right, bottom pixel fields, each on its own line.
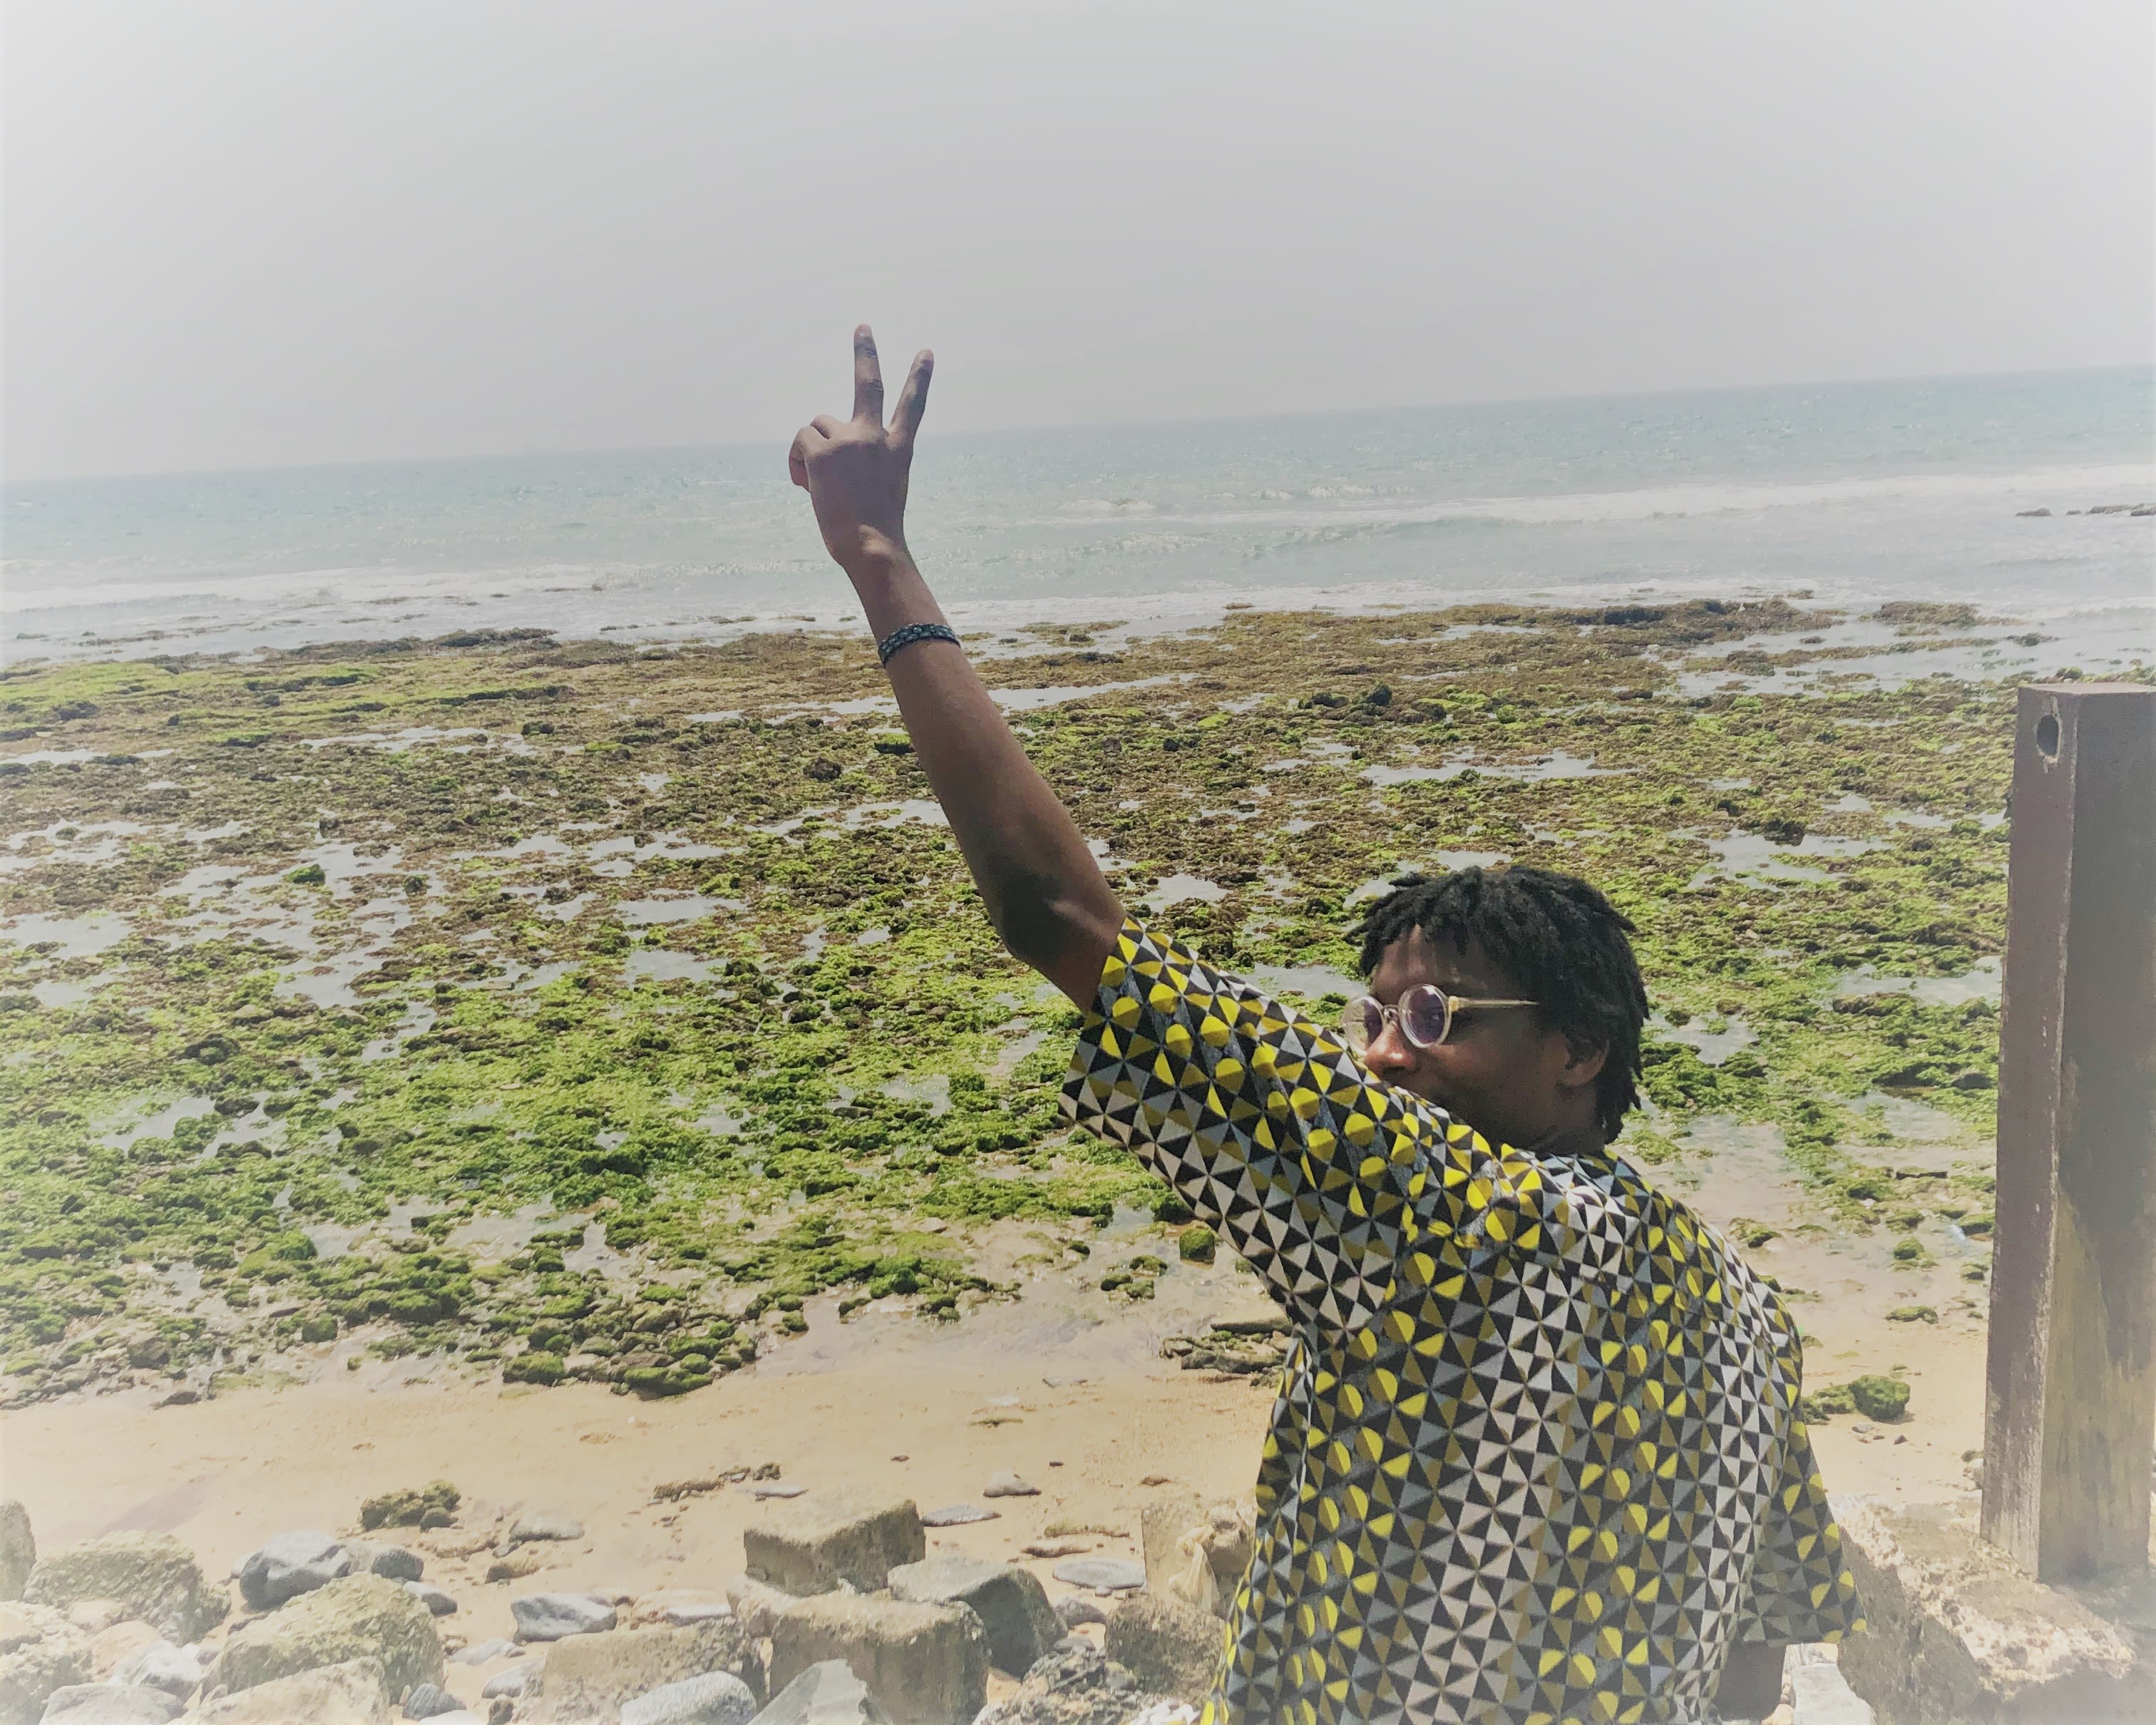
left=1980, top=682, right=2156, bottom=1580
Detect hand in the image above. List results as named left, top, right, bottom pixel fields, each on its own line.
left=789, top=325, right=934, bottom=580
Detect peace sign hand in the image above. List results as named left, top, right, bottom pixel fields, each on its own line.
left=789, top=325, right=935, bottom=580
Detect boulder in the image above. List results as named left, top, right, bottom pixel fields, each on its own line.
left=620, top=1669, right=758, bottom=1725
left=404, top=1584, right=457, bottom=1618
left=767, top=1596, right=984, bottom=1725
left=523, top=1619, right=761, bottom=1722
left=233, top=1531, right=351, bottom=1612
left=967, top=1644, right=1170, bottom=1725
left=83, top=1624, right=158, bottom=1683
left=746, top=1661, right=891, bottom=1725
left=1102, top=1594, right=1221, bottom=1701
left=979, top=1477, right=1037, bottom=1501
left=34, top=1684, right=181, bottom=1723
left=0, top=1602, right=92, bottom=1725
left=510, top=1593, right=617, bottom=1644
left=106, top=1642, right=200, bottom=1703
left=744, top=1493, right=923, bottom=1597
left=21, top=1538, right=221, bottom=1644
left=886, top=1559, right=1060, bottom=1677
left=399, top=1680, right=461, bottom=1719
left=0, top=1508, right=31, bottom=1604
left=188, top=1657, right=389, bottom=1725
left=202, top=1574, right=440, bottom=1704
left=339, top=1542, right=424, bottom=1585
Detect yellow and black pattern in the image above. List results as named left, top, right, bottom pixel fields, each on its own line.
left=1061, top=919, right=1862, bottom=1725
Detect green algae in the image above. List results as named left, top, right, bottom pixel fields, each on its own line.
left=0, top=601, right=2141, bottom=1405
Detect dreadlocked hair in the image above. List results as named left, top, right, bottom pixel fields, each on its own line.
left=1348, top=864, right=1649, bottom=1142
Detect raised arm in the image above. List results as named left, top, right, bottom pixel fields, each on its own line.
left=789, top=327, right=1124, bottom=1005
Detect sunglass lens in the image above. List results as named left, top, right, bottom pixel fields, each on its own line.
left=1343, top=997, right=1383, bottom=1053
left=1400, top=985, right=1452, bottom=1048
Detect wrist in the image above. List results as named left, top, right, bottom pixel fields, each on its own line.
left=840, top=533, right=915, bottom=586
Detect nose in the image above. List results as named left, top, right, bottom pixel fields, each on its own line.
left=1362, top=1019, right=1418, bottom=1078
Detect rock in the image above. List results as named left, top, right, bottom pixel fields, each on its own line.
left=1137, top=1497, right=1251, bottom=1619
left=0, top=1508, right=32, bottom=1604
left=446, top=1639, right=518, bottom=1667
left=767, top=1595, right=985, bottom=1725
left=482, top=1552, right=543, bottom=1585
left=33, top=1684, right=182, bottom=1723
left=1051, top=1598, right=1106, bottom=1631
left=724, top=1580, right=804, bottom=1640
left=59, top=1609, right=120, bottom=1642
left=627, top=1593, right=734, bottom=1629
left=746, top=1660, right=891, bottom=1725
left=1102, top=1594, right=1219, bottom=1701
left=1047, top=1560, right=1144, bottom=1595
left=744, top=1492, right=924, bottom=1597
left=1847, top=1375, right=1911, bottom=1423
left=22, top=1537, right=222, bottom=1644
left=404, top=1584, right=458, bottom=1618
left=202, top=1574, right=441, bottom=1705
left=914, top=1508, right=996, bottom=1530
left=233, top=1531, right=351, bottom=1611
left=886, top=1559, right=1060, bottom=1678
left=510, top=1593, right=617, bottom=1643
left=479, top=1662, right=538, bottom=1700
left=358, top=1484, right=461, bottom=1533
left=0, top=1603, right=93, bottom=1725
left=401, top=1680, right=461, bottom=1719
left=187, top=1656, right=389, bottom=1724
left=620, top=1669, right=757, bottom=1725
left=341, top=1542, right=425, bottom=1584
left=503, top=1515, right=584, bottom=1550
left=523, top=1620, right=762, bottom=1723
left=106, top=1642, right=200, bottom=1703
left=979, top=1476, right=1038, bottom=1502
left=1834, top=1495, right=2152, bottom=1722
left=967, top=1644, right=1167, bottom=1725
left=83, top=1624, right=157, bottom=1684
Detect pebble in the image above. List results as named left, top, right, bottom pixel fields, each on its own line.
left=747, top=1483, right=806, bottom=1500
left=620, top=1669, right=758, bottom=1725
left=510, top=1592, right=618, bottom=1642
left=920, top=1504, right=999, bottom=1527
left=406, top=1581, right=460, bottom=1616
left=1050, top=1558, right=1146, bottom=1594
left=982, top=1473, right=1040, bottom=1500
left=234, top=1530, right=351, bottom=1610
left=403, top=1681, right=462, bottom=1719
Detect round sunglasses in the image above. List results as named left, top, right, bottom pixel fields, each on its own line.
left=1340, top=986, right=1539, bottom=1055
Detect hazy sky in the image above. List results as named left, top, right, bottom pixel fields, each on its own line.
left=5, top=1, right=2151, bottom=481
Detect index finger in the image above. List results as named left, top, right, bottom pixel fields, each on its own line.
left=852, top=324, right=883, bottom=426
left=889, top=348, right=935, bottom=449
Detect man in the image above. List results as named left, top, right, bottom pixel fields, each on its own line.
left=789, top=329, right=1862, bottom=1725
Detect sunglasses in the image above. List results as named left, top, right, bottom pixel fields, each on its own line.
left=1341, top=986, right=1539, bottom=1055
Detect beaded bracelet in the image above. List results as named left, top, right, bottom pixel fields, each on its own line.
left=876, top=620, right=961, bottom=667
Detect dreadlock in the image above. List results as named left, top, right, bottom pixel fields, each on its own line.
left=1348, top=865, right=1648, bottom=1142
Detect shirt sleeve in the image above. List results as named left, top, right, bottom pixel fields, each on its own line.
left=1732, top=1413, right=1867, bottom=1646
left=1058, top=916, right=1492, bottom=1341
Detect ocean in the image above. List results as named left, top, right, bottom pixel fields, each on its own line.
left=4, top=366, right=2150, bottom=667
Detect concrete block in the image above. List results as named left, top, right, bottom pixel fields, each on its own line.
left=744, top=1493, right=923, bottom=1597
left=887, top=1557, right=1060, bottom=1677
left=526, top=1619, right=764, bottom=1722
left=766, top=1595, right=985, bottom=1725
left=1102, top=1592, right=1221, bottom=1701
left=1833, top=1497, right=2155, bottom=1723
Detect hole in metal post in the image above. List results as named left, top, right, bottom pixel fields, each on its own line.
left=2034, top=712, right=2061, bottom=760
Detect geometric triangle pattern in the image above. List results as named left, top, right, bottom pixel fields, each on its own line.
left=1060, top=921, right=1864, bottom=1725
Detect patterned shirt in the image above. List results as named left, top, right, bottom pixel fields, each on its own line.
left=1060, top=920, right=1863, bottom=1725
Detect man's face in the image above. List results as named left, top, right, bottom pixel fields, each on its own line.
left=1360, top=927, right=1604, bottom=1152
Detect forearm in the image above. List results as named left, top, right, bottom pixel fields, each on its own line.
left=853, top=551, right=1124, bottom=1005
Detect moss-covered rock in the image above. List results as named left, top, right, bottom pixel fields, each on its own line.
left=22, top=1532, right=224, bottom=1642
left=202, top=1572, right=441, bottom=1703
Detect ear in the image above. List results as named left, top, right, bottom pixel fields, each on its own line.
left=1555, top=1033, right=1608, bottom=1093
